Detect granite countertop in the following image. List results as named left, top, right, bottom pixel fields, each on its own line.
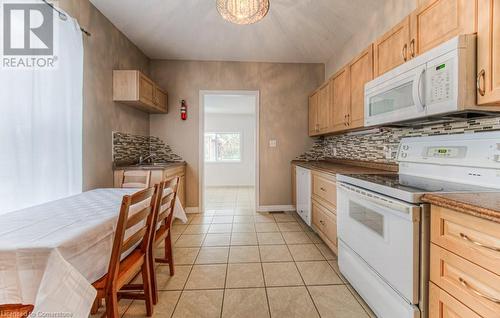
left=292, top=159, right=398, bottom=176
left=423, top=193, right=500, bottom=224
left=113, top=161, right=186, bottom=171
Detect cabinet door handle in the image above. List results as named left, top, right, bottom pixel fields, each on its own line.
left=460, top=233, right=500, bottom=252
left=477, top=69, right=486, bottom=97
left=347, top=114, right=350, bottom=126
left=459, top=277, right=500, bottom=304
left=409, top=39, right=416, bottom=58
left=402, top=43, right=408, bottom=62
left=320, top=187, right=326, bottom=192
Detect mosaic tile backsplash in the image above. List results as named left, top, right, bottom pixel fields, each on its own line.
left=113, top=132, right=184, bottom=165
left=298, top=116, right=500, bottom=164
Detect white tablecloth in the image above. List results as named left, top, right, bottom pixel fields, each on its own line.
left=0, top=188, right=187, bottom=317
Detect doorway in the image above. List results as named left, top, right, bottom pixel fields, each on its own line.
left=199, top=91, right=259, bottom=212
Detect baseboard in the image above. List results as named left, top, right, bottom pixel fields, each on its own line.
left=257, top=205, right=296, bottom=212
left=185, top=207, right=200, bottom=214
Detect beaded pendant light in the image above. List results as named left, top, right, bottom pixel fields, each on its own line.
left=216, top=0, right=270, bottom=25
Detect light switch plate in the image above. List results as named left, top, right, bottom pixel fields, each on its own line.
left=269, top=139, right=277, bottom=148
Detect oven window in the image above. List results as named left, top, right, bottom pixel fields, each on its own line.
left=349, top=202, right=384, bottom=237
left=369, top=81, right=414, bottom=116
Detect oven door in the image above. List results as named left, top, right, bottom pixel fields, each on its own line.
left=337, top=183, right=421, bottom=304
left=365, top=64, right=426, bottom=126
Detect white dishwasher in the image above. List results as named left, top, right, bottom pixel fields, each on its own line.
left=295, top=166, right=311, bottom=226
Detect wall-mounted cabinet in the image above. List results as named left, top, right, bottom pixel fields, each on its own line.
left=308, top=83, right=330, bottom=136
left=113, top=70, right=168, bottom=113
left=477, top=0, right=500, bottom=106
left=374, top=17, right=412, bottom=77
left=349, top=45, right=374, bottom=129
left=410, top=0, right=477, bottom=56
left=330, top=67, right=351, bottom=132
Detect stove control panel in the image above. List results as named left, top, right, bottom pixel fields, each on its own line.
left=425, top=146, right=467, bottom=158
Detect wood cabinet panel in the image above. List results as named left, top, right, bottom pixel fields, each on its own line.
left=318, top=84, right=330, bottom=133
left=374, top=17, right=411, bottom=77
left=312, top=200, right=337, bottom=253
left=138, top=73, right=155, bottom=106
left=330, top=67, right=351, bottom=131
left=308, top=92, right=319, bottom=136
left=477, top=0, right=500, bottom=105
left=154, top=87, right=168, bottom=112
left=431, top=206, right=500, bottom=275
left=429, top=282, right=482, bottom=318
left=430, top=244, right=500, bottom=318
left=411, top=0, right=477, bottom=56
left=349, top=45, right=373, bottom=129
left=312, top=173, right=337, bottom=208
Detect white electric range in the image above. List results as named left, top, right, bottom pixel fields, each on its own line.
left=336, top=131, right=500, bottom=318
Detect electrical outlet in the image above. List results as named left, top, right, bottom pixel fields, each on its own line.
left=269, top=139, right=277, bottom=148
left=329, top=144, right=337, bottom=156
left=384, top=145, right=398, bottom=160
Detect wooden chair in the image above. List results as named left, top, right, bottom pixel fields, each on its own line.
left=122, top=170, right=151, bottom=189
left=149, top=177, right=179, bottom=304
left=0, top=304, right=33, bottom=318
left=91, top=186, right=159, bottom=318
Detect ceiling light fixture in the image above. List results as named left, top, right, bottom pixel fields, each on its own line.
left=216, top=0, right=270, bottom=25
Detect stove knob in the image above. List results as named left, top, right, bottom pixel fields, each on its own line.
left=401, top=153, right=408, bottom=158
left=402, top=145, right=409, bottom=150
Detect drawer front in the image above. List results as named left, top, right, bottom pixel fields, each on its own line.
left=431, top=206, right=500, bottom=275
left=312, top=173, right=337, bottom=207
left=430, top=244, right=500, bottom=318
left=312, top=201, right=337, bottom=247
left=429, top=282, right=481, bottom=318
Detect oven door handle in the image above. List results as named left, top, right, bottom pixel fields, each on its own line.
left=338, top=183, right=420, bottom=222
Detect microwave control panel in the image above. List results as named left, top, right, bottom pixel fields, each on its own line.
left=428, top=59, right=453, bottom=104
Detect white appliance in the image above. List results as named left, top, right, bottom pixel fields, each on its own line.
left=365, top=34, right=480, bottom=127
left=336, top=132, right=500, bottom=318
left=295, top=166, right=311, bottom=225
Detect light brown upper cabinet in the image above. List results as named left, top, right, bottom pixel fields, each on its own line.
left=374, top=17, right=412, bottom=77
left=113, top=70, right=168, bottom=114
left=349, top=45, right=374, bottom=129
left=308, top=92, right=320, bottom=136
left=317, top=83, right=331, bottom=133
left=410, top=0, right=477, bottom=56
left=330, top=67, right=351, bottom=132
left=477, top=0, right=500, bottom=105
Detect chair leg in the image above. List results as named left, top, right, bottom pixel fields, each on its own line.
left=149, top=249, right=159, bottom=305
left=165, top=232, right=175, bottom=276
left=105, top=292, right=119, bottom=318
left=90, top=297, right=101, bottom=315
left=141, top=260, right=154, bottom=317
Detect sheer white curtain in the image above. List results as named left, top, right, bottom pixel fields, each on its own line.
left=0, top=9, right=83, bottom=215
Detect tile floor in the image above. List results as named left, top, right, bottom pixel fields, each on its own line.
left=95, top=187, right=376, bottom=318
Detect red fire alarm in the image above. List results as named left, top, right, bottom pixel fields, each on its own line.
left=181, top=100, right=188, bottom=120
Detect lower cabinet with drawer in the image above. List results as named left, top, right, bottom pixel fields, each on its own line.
left=429, top=205, right=500, bottom=318
left=310, top=170, right=338, bottom=254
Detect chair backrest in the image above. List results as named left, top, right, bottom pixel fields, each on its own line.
left=106, top=186, right=158, bottom=285
left=155, top=177, right=180, bottom=230
left=122, top=170, right=151, bottom=189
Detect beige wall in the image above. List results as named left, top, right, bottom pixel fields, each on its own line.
left=325, top=0, right=417, bottom=77
left=59, top=0, right=151, bottom=190
left=149, top=61, right=324, bottom=208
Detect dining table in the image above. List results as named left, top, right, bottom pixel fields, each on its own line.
left=0, top=188, right=187, bottom=318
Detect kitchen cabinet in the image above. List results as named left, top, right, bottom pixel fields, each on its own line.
left=410, top=0, right=477, bottom=56
left=330, top=67, right=351, bottom=132
left=429, top=205, right=500, bottom=318
left=311, top=171, right=338, bottom=253
left=477, top=0, right=500, bottom=106
left=113, top=70, right=168, bottom=114
left=114, top=165, right=186, bottom=207
left=308, top=83, right=330, bottom=136
left=374, top=17, right=412, bottom=77
left=348, top=45, right=373, bottom=129
left=308, top=92, right=319, bottom=136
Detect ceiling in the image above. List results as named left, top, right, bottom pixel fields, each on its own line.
left=89, top=0, right=387, bottom=63
left=204, top=94, right=256, bottom=115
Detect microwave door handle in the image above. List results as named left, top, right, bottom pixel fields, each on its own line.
left=413, top=67, right=426, bottom=112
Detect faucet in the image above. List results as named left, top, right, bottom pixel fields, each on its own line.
left=139, top=153, right=156, bottom=165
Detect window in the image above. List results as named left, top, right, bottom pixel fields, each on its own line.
left=205, top=133, right=241, bottom=162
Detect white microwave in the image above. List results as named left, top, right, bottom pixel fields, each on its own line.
left=365, top=35, right=477, bottom=127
